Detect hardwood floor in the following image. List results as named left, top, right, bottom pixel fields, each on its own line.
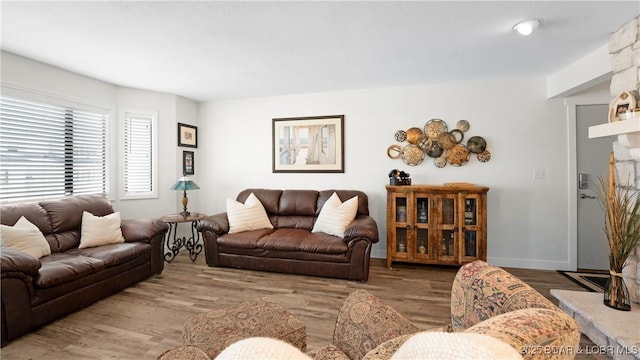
left=1, top=255, right=605, bottom=359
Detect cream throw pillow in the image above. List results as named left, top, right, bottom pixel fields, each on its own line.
left=311, top=192, right=358, bottom=238
left=79, top=211, right=125, bottom=248
left=391, top=332, right=523, bottom=360
left=226, top=193, right=274, bottom=234
left=0, top=216, right=51, bottom=258
left=215, top=337, right=311, bottom=360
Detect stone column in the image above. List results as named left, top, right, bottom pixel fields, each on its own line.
left=609, top=16, right=640, bottom=303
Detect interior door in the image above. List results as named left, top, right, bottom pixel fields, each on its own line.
left=576, top=104, right=610, bottom=271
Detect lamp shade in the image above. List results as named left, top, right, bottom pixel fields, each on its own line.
left=170, top=177, right=200, bottom=191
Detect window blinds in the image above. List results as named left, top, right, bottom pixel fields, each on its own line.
left=0, top=96, right=107, bottom=201
left=122, top=111, right=154, bottom=197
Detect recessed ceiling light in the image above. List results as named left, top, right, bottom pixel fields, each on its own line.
left=513, top=19, right=542, bottom=36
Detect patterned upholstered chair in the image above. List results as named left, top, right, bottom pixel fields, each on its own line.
left=169, top=296, right=306, bottom=360
left=310, top=260, right=580, bottom=360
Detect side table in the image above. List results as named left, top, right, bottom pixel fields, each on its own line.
left=161, top=213, right=206, bottom=262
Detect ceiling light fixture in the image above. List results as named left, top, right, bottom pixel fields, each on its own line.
left=513, top=19, right=542, bottom=36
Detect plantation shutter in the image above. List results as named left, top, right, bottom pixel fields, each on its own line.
left=0, top=96, right=107, bottom=201
left=122, top=111, right=154, bottom=196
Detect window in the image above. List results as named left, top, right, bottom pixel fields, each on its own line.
left=0, top=95, right=107, bottom=202
left=120, top=109, right=157, bottom=199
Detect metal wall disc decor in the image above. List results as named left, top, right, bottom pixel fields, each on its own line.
left=450, top=129, right=464, bottom=143
left=394, top=130, right=407, bottom=142
left=424, top=119, right=447, bottom=140
left=456, top=120, right=470, bottom=132
left=417, top=136, right=432, bottom=150
left=406, top=127, right=424, bottom=144
left=434, top=154, right=448, bottom=168
left=447, top=144, right=470, bottom=166
left=387, top=144, right=402, bottom=159
left=387, top=118, right=490, bottom=168
left=477, top=150, right=491, bottom=162
left=467, top=136, right=487, bottom=154
left=437, top=132, right=457, bottom=150
left=401, top=144, right=425, bottom=166
left=425, top=141, right=444, bottom=158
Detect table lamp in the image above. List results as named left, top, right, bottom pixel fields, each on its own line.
left=170, top=176, right=200, bottom=217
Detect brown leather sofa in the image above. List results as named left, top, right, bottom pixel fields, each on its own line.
left=197, top=189, right=379, bottom=281
left=0, top=195, right=168, bottom=346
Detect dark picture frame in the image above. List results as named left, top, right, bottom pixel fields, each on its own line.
left=182, top=151, right=194, bottom=175
left=272, top=115, right=344, bottom=173
left=178, top=123, right=198, bottom=148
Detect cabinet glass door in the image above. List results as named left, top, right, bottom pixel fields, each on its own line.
left=442, top=197, right=455, bottom=224
left=395, top=197, right=408, bottom=223
left=463, top=198, right=477, bottom=225
left=396, top=227, right=408, bottom=254
left=464, top=230, right=477, bottom=257
left=461, top=194, right=481, bottom=262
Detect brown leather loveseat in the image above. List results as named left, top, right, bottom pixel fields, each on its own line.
left=0, top=195, right=168, bottom=346
left=197, top=189, right=379, bottom=281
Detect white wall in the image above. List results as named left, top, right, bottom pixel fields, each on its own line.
left=198, top=77, right=575, bottom=270
left=1, top=51, right=198, bottom=220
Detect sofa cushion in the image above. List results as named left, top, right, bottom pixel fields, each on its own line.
left=79, top=211, right=125, bottom=248
left=36, top=253, right=105, bottom=288
left=256, top=230, right=348, bottom=254
left=39, top=195, right=115, bottom=252
left=227, top=193, right=274, bottom=234
left=312, top=192, right=358, bottom=238
left=75, top=242, right=150, bottom=267
left=217, top=229, right=275, bottom=249
left=1, top=216, right=51, bottom=259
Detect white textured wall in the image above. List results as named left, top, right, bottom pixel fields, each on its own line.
left=197, top=78, right=580, bottom=270
left=609, top=17, right=640, bottom=303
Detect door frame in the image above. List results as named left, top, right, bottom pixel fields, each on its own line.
left=565, top=96, right=609, bottom=271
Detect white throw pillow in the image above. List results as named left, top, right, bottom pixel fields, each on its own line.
left=79, top=211, right=125, bottom=248
left=215, top=337, right=311, bottom=360
left=0, top=216, right=51, bottom=258
left=311, top=192, right=358, bottom=238
left=227, top=193, right=274, bottom=234
left=391, top=332, right=523, bottom=360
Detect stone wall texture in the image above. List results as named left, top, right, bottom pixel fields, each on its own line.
left=609, top=16, right=640, bottom=304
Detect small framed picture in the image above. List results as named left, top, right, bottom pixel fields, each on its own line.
left=178, top=123, right=198, bottom=147
left=609, top=91, right=638, bottom=123
left=183, top=151, right=194, bottom=175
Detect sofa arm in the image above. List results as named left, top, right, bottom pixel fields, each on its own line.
left=464, top=308, right=580, bottom=360
left=1, top=248, right=40, bottom=278
left=344, top=215, right=379, bottom=243
left=197, top=213, right=229, bottom=235
left=332, top=290, right=418, bottom=360
left=121, top=219, right=169, bottom=244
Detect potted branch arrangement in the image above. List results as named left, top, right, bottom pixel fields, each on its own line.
left=595, top=153, right=640, bottom=311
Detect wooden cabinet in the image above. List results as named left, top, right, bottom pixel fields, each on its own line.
left=386, top=184, right=489, bottom=268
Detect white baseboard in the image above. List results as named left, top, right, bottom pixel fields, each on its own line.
left=487, top=256, right=575, bottom=271
left=370, top=252, right=575, bottom=272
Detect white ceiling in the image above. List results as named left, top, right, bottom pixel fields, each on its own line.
left=2, top=1, right=639, bottom=102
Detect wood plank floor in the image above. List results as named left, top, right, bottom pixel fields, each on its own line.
left=1, top=254, right=605, bottom=359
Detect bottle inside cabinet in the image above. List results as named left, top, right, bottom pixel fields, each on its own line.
left=417, top=197, right=428, bottom=223
left=464, top=198, right=476, bottom=225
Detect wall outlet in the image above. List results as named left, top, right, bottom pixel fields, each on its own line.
left=533, top=168, right=545, bottom=180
